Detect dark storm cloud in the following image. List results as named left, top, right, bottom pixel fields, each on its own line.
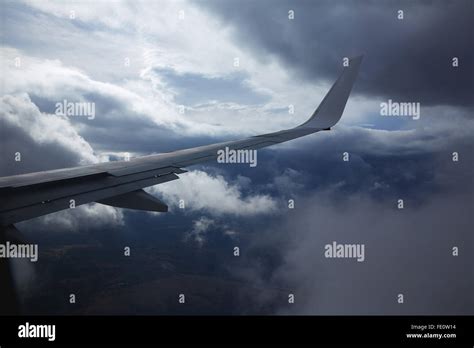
left=0, top=95, right=94, bottom=176
left=201, top=0, right=473, bottom=107
left=0, top=117, right=81, bottom=176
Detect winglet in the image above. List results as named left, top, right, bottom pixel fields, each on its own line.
left=298, top=55, right=363, bottom=129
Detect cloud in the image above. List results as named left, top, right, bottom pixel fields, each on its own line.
left=266, top=168, right=307, bottom=196
left=6, top=0, right=472, bottom=151
left=184, top=216, right=215, bottom=247
left=203, top=0, right=474, bottom=107
left=271, top=103, right=474, bottom=159
left=148, top=170, right=278, bottom=216
left=20, top=203, right=124, bottom=232
left=229, top=188, right=473, bottom=314
left=183, top=216, right=241, bottom=247
left=2, top=46, right=198, bottom=130
left=0, top=93, right=98, bottom=175
left=5, top=0, right=357, bottom=143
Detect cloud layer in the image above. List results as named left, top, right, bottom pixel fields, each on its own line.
left=149, top=170, right=278, bottom=216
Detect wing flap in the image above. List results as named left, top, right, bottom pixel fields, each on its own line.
left=0, top=173, right=180, bottom=225
left=97, top=189, right=168, bottom=212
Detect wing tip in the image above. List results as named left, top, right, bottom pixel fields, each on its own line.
left=348, top=55, right=364, bottom=68
left=297, top=54, right=363, bottom=129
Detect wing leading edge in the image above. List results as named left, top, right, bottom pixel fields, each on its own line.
left=0, top=56, right=363, bottom=226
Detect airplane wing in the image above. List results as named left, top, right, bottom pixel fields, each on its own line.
left=0, top=56, right=363, bottom=226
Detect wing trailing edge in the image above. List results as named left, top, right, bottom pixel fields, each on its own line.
left=97, top=189, right=168, bottom=212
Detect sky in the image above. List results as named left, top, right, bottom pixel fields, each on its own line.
left=0, top=0, right=473, bottom=314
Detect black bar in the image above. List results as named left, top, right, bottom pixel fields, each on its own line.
left=0, top=316, right=472, bottom=345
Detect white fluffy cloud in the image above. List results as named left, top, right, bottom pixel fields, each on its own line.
left=1, top=93, right=98, bottom=166
left=184, top=216, right=241, bottom=246
left=2, top=47, right=200, bottom=133
left=33, top=203, right=124, bottom=231
left=184, top=216, right=215, bottom=247
left=148, top=170, right=278, bottom=216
